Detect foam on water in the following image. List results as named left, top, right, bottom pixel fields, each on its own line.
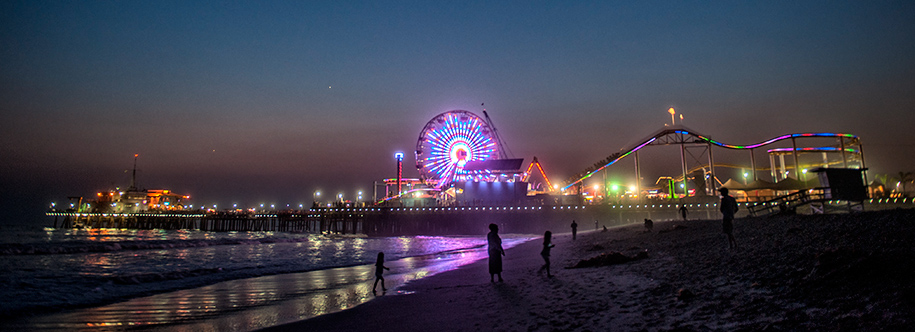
left=0, top=227, right=531, bottom=318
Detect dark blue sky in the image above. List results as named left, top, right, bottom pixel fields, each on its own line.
left=2, top=1, right=914, bottom=222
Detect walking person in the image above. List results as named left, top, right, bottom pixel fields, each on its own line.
left=678, top=204, right=689, bottom=220
left=373, top=252, right=390, bottom=292
left=538, top=231, right=555, bottom=278
left=570, top=220, right=578, bottom=240
left=719, top=188, right=739, bottom=249
left=487, top=223, right=505, bottom=282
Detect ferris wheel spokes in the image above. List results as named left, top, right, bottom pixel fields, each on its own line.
left=415, top=110, right=500, bottom=189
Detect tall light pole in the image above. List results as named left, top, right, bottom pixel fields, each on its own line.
left=129, top=153, right=139, bottom=190
left=395, top=152, right=404, bottom=197
left=668, top=108, right=676, bottom=126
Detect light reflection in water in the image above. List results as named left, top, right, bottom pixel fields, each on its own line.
left=10, top=237, right=532, bottom=331
left=79, top=254, right=112, bottom=275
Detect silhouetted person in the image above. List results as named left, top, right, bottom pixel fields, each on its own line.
left=538, top=231, right=555, bottom=277
left=594, top=220, right=599, bottom=230
left=487, top=223, right=505, bottom=282
left=679, top=204, right=688, bottom=220
left=602, top=225, right=608, bottom=232
left=719, top=188, right=739, bottom=249
left=570, top=220, right=578, bottom=240
left=373, top=252, right=390, bottom=292
left=644, top=218, right=653, bottom=232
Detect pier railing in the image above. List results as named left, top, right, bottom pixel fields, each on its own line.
left=46, top=198, right=914, bottom=235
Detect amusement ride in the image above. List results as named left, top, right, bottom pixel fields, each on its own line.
left=378, top=107, right=869, bottom=207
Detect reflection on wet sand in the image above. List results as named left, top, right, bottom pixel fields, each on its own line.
left=7, top=240, right=529, bottom=331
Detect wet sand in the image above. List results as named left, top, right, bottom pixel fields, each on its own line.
left=1, top=240, right=532, bottom=331
left=264, top=208, right=915, bottom=331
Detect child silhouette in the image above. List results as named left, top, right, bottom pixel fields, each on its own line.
left=373, top=252, right=390, bottom=292
left=538, top=231, right=556, bottom=277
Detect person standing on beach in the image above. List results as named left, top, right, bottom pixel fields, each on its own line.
left=679, top=204, right=689, bottom=220
left=373, top=252, right=390, bottom=292
left=570, top=220, right=578, bottom=240
left=487, top=223, right=505, bottom=282
left=538, top=231, right=555, bottom=277
left=719, top=188, right=739, bottom=249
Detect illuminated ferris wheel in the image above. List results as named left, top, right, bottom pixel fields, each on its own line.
left=415, top=110, right=500, bottom=188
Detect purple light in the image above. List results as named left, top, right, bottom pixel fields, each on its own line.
left=417, top=111, right=499, bottom=187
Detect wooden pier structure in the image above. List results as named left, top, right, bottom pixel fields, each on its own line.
left=47, top=209, right=366, bottom=234
left=46, top=203, right=727, bottom=236
left=48, top=198, right=914, bottom=236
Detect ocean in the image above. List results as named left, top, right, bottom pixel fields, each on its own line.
left=0, top=225, right=532, bottom=330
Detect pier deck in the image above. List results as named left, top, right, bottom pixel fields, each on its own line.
left=47, top=198, right=914, bottom=236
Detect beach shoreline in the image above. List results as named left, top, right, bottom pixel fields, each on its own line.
left=262, top=208, right=915, bottom=331
left=0, top=234, right=532, bottom=331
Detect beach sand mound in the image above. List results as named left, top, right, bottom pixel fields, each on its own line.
left=569, top=250, right=648, bottom=268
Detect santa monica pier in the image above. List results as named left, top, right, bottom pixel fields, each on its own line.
left=47, top=109, right=912, bottom=235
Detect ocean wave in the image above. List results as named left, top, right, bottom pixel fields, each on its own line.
left=0, top=232, right=532, bottom=319
left=108, top=267, right=227, bottom=285
left=0, top=236, right=315, bottom=256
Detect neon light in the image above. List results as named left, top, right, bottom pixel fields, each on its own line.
left=561, top=137, right=656, bottom=191
left=417, top=111, right=499, bottom=188
left=376, top=188, right=442, bottom=203
left=522, top=157, right=553, bottom=190
left=562, top=130, right=858, bottom=191
left=766, top=147, right=858, bottom=153
left=681, top=131, right=857, bottom=149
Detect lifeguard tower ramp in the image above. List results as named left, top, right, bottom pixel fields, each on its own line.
left=749, top=168, right=868, bottom=216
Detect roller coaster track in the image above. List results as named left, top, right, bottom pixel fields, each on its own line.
left=654, top=160, right=853, bottom=190
left=561, top=125, right=860, bottom=191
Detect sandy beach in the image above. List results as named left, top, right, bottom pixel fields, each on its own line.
left=263, top=208, right=915, bottom=331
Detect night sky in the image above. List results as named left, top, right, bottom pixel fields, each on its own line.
left=2, top=1, right=914, bottom=224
